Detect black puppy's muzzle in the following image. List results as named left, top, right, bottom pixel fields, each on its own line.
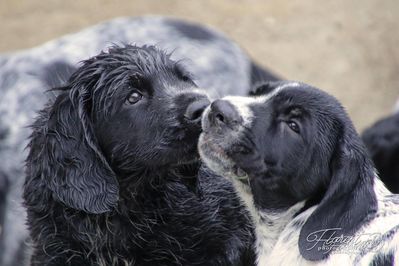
left=208, top=99, right=243, bottom=129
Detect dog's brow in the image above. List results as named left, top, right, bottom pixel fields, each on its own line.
left=275, top=82, right=301, bottom=91
left=289, top=108, right=302, bottom=116
left=221, top=83, right=300, bottom=126
left=260, top=82, right=300, bottom=103
left=129, top=75, right=153, bottom=96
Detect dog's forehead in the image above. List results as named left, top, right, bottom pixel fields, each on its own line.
left=223, top=82, right=343, bottom=123
left=222, top=82, right=302, bottom=125
left=89, top=46, right=174, bottom=74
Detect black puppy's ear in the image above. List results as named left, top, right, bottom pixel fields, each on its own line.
left=249, top=81, right=285, bottom=96
left=298, top=122, right=377, bottom=261
left=29, top=84, right=119, bottom=214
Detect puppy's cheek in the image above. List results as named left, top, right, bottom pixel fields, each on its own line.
left=227, top=147, right=266, bottom=177
left=243, top=161, right=268, bottom=180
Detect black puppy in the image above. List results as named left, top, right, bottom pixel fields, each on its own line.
left=362, top=112, right=399, bottom=193
left=1, top=16, right=279, bottom=266
left=199, top=81, right=399, bottom=265
left=24, top=45, right=254, bottom=265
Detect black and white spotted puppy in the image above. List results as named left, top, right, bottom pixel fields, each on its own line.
left=0, top=16, right=278, bottom=266
left=199, top=81, right=399, bottom=265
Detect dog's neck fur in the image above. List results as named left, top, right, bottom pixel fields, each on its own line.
left=116, top=162, right=201, bottom=213
left=230, top=178, right=305, bottom=265
left=118, top=161, right=199, bottom=188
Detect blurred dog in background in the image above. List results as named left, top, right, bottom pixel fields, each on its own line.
left=362, top=111, right=399, bottom=194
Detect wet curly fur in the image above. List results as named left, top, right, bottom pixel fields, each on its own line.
left=23, top=45, right=255, bottom=265
left=0, top=16, right=279, bottom=265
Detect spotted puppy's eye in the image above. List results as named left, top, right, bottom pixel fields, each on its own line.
left=287, top=121, right=300, bottom=133
left=126, top=90, right=143, bottom=104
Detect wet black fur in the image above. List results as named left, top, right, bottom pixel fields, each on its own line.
left=223, top=82, right=378, bottom=260
left=362, top=112, right=399, bottom=193
left=24, top=45, right=254, bottom=265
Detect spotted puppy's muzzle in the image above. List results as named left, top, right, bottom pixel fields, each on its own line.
left=199, top=97, right=260, bottom=182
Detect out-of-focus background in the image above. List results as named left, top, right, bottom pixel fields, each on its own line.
left=1, top=0, right=398, bottom=131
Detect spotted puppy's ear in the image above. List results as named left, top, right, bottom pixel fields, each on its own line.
left=249, top=81, right=285, bottom=96
left=298, top=119, right=377, bottom=261
left=249, top=62, right=281, bottom=87
left=27, top=82, right=119, bottom=214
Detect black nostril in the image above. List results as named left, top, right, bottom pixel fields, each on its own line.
left=209, top=99, right=242, bottom=127
left=185, top=99, right=210, bottom=121
left=215, top=113, right=225, bottom=123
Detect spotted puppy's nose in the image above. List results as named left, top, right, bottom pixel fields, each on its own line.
left=209, top=99, right=242, bottom=127
left=185, top=98, right=211, bottom=122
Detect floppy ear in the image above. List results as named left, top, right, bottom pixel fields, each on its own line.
left=249, top=61, right=281, bottom=87
left=298, top=122, right=377, bottom=261
left=249, top=81, right=285, bottom=96
left=32, top=83, right=119, bottom=214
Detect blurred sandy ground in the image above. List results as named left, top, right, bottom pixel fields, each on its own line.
left=0, top=0, right=398, bottom=131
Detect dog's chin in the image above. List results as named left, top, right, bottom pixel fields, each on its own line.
left=165, top=136, right=201, bottom=166
left=171, top=153, right=200, bottom=167
left=198, top=133, right=249, bottom=183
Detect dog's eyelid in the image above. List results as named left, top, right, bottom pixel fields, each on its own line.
left=129, top=77, right=154, bottom=97
left=127, top=84, right=150, bottom=97
left=129, top=86, right=143, bottom=94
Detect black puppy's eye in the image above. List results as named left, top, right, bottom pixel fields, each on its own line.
left=126, top=91, right=143, bottom=104
left=287, top=121, right=300, bottom=133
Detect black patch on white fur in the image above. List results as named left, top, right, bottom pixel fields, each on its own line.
left=0, top=124, right=8, bottom=142
left=0, top=171, right=9, bottom=264
left=168, top=19, right=215, bottom=41
left=0, top=171, right=9, bottom=228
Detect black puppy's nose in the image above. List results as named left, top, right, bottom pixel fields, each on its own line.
left=185, top=99, right=211, bottom=122
left=209, top=100, right=242, bottom=126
